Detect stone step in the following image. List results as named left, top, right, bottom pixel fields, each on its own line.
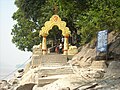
left=41, top=54, right=67, bottom=63
left=31, top=54, right=68, bottom=67
left=41, top=63, right=67, bottom=67
left=40, top=54, right=67, bottom=67
left=38, top=74, right=69, bottom=87
left=39, top=66, right=71, bottom=69
left=38, top=66, right=73, bottom=76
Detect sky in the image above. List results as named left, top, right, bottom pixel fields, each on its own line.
left=0, top=0, right=32, bottom=80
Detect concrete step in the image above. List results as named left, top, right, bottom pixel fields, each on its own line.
left=38, top=66, right=73, bottom=76
left=38, top=74, right=69, bottom=87
left=40, top=54, right=67, bottom=67
left=31, top=54, right=68, bottom=67
left=39, top=66, right=71, bottom=69
left=41, top=63, right=67, bottom=67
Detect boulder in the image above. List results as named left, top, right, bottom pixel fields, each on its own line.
left=20, top=68, right=39, bottom=85
left=108, top=34, right=120, bottom=60
left=70, top=31, right=120, bottom=69
left=90, top=60, right=107, bottom=70
left=105, top=61, right=120, bottom=77
left=14, top=69, right=24, bottom=78
left=70, top=48, right=96, bottom=68
left=15, top=83, right=36, bottom=90
left=0, top=80, right=11, bottom=90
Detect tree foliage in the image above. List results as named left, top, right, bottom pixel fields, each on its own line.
left=74, top=0, right=120, bottom=44
left=12, top=0, right=120, bottom=51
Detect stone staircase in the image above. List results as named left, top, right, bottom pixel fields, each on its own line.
left=36, top=54, right=74, bottom=86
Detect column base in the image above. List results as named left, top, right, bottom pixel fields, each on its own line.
left=42, top=49, right=47, bottom=55
left=63, top=50, right=68, bottom=55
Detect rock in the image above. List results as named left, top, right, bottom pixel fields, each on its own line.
left=71, top=31, right=120, bottom=69
left=77, top=83, right=98, bottom=90
left=58, top=87, right=70, bottom=90
left=94, top=76, right=120, bottom=90
left=18, top=69, right=24, bottom=73
left=92, top=70, right=105, bottom=79
left=70, top=44, right=97, bottom=68
left=8, top=79, right=19, bottom=85
left=107, top=31, right=116, bottom=44
left=24, top=61, right=31, bottom=73
left=38, top=74, right=87, bottom=90
left=20, top=68, right=39, bottom=85
left=0, top=80, right=7, bottom=88
left=32, top=85, right=42, bottom=90
left=14, top=69, right=24, bottom=78
left=108, top=34, right=120, bottom=60
left=15, top=83, right=36, bottom=90
left=90, top=60, right=107, bottom=70
left=0, top=80, right=11, bottom=90
left=105, top=61, right=120, bottom=76
left=80, top=68, right=104, bottom=79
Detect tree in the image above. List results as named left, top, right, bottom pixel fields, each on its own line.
left=11, top=0, right=85, bottom=51
left=12, top=0, right=120, bottom=51
left=74, top=0, right=120, bottom=44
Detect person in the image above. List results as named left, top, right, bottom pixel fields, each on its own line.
left=59, top=43, right=63, bottom=53
left=55, top=44, right=59, bottom=53
left=61, top=37, right=64, bottom=43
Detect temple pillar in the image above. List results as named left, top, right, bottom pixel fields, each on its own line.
left=42, top=36, right=47, bottom=55
left=63, top=36, right=69, bottom=55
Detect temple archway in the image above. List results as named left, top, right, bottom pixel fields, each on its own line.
left=39, top=15, right=71, bottom=55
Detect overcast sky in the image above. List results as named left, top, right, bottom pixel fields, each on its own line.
left=0, top=0, right=32, bottom=80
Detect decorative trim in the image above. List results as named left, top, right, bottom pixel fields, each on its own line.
left=63, top=49, right=68, bottom=51
left=39, top=15, right=71, bottom=36
left=64, top=36, right=69, bottom=38
left=42, top=49, right=47, bottom=51
left=43, top=36, right=47, bottom=38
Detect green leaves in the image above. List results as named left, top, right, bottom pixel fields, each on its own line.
left=74, top=0, right=120, bottom=44
left=11, top=0, right=120, bottom=51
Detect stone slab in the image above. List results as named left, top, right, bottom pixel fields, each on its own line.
left=40, top=55, right=67, bottom=67
left=38, top=66, right=73, bottom=76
